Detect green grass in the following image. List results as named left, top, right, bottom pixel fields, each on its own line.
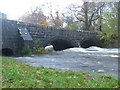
left=2, top=57, right=118, bottom=88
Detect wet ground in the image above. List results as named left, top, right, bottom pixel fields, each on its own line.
left=13, top=47, right=119, bottom=78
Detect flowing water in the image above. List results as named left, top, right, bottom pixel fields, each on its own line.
left=13, top=46, right=119, bottom=78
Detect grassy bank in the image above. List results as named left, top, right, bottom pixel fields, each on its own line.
left=2, top=57, right=118, bottom=88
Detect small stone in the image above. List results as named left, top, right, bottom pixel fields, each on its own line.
left=97, top=61, right=101, bottom=64
left=111, top=69, right=115, bottom=71
left=30, top=55, right=35, bottom=57
left=97, top=70, right=105, bottom=73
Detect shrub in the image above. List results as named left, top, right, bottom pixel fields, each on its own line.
left=22, top=44, right=31, bottom=55
left=33, top=40, right=47, bottom=54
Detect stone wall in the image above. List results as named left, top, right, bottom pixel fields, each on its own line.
left=1, top=19, right=101, bottom=56
left=2, top=19, right=23, bottom=55
left=17, top=22, right=98, bottom=47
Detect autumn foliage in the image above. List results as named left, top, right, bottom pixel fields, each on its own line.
left=19, top=7, right=49, bottom=25
left=19, top=7, right=64, bottom=28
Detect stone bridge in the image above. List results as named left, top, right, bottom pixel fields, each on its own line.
left=0, top=19, right=102, bottom=56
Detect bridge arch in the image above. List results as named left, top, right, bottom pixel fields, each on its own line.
left=2, top=48, right=14, bottom=56
left=42, top=37, right=75, bottom=51
left=80, top=38, right=101, bottom=48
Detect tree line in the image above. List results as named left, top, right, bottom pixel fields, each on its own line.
left=18, top=2, right=119, bottom=48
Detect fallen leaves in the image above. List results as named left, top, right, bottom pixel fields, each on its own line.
left=16, top=62, right=32, bottom=68
left=2, top=57, right=118, bottom=88
left=25, top=65, right=32, bottom=67
left=83, top=75, right=94, bottom=80
left=67, top=76, right=72, bottom=79
left=16, top=62, right=24, bottom=65
left=78, top=83, right=81, bottom=86
left=21, top=83, right=25, bottom=87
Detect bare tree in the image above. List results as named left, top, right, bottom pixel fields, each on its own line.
left=67, top=2, right=105, bottom=31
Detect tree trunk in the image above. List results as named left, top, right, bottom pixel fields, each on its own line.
left=84, top=2, right=89, bottom=31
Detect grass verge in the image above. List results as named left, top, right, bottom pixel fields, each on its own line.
left=2, top=57, right=118, bottom=88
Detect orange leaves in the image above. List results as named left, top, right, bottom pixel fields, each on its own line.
left=18, top=6, right=48, bottom=26
left=16, top=62, right=32, bottom=68
left=19, top=7, right=64, bottom=28
left=16, top=62, right=24, bottom=65
left=83, top=75, right=94, bottom=80
left=49, top=11, right=64, bottom=28
left=25, top=65, right=32, bottom=67
left=21, top=83, right=25, bottom=87
left=41, top=20, right=49, bottom=26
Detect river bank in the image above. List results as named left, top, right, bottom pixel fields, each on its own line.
left=2, top=57, right=118, bottom=88
left=13, top=47, right=119, bottom=78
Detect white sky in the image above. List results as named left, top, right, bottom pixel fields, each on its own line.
left=0, top=0, right=83, bottom=20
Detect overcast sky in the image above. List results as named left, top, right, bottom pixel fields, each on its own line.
left=1, top=0, right=118, bottom=20
left=0, top=0, right=83, bottom=20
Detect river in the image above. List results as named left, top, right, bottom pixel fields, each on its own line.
left=13, top=46, right=119, bottom=78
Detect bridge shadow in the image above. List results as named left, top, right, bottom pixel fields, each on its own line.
left=43, top=37, right=75, bottom=51
left=51, top=39, right=74, bottom=51
left=43, top=37, right=102, bottom=51
left=81, top=39, right=101, bottom=48
left=1, top=48, right=14, bottom=56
